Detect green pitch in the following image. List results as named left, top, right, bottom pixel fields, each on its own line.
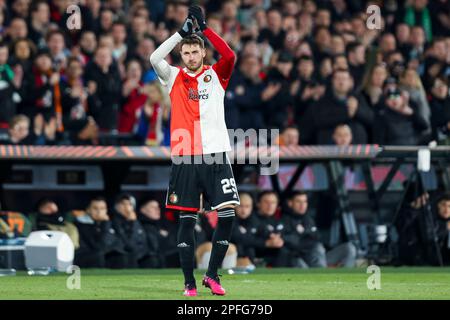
left=1, top=267, right=450, bottom=300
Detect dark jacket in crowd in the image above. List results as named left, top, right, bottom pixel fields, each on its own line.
left=84, top=61, right=122, bottom=131
left=374, top=100, right=428, bottom=146
left=0, top=65, right=18, bottom=127
left=74, top=217, right=128, bottom=268
left=281, top=208, right=322, bottom=254
left=111, top=213, right=148, bottom=267
left=225, top=70, right=265, bottom=130
left=429, top=96, right=450, bottom=143
left=138, top=214, right=178, bottom=268
left=231, top=213, right=267, bottom=260
left=301, top=91, right=374, bottom=144
left=262, top=68, right=294, bottom=129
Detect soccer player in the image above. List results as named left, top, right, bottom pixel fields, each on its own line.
left=150, top=6, right=239, bottom=297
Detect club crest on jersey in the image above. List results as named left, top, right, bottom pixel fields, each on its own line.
left=188, top=88, right=209, bottom=101
left=203, top=75, right=212, bottom=83
left=169, top=192, right=178, bottom=204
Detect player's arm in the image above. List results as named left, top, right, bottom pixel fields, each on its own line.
left=149, top=32, right=182, bottom=85
left=189, top=5, right=236, bottom=88
left=149, top=16, right=196, bottom=85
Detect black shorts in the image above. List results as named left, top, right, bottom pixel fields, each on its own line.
left=165, top=152, right=240, bottom=212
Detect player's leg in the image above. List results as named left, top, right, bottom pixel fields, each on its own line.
left=177, top=211, right=198, bottom=296
left=200, top=153, right=240, bottom=295
left=165, top=158, right=201, bottom=296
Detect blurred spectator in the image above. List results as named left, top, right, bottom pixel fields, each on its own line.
left=374, top=83, right=428, bottom=145
left=29, top=0, right=51, bottom=49
left=262, top=51, right=294, bottom=129
left=283, top=192, right=356, bottom=268
left=35, top=197, right=80, bottom=249
left=257, top=7, right=285, bottom=50
left=6, top=114, right=33, bottom=145
left=278, top=125, right=299, bottom=146
left=61, top=57, right=99, bottom=145
left=301, top=69, right=374, bottom=144
left=435, top=192, right=450, bottom=265
left=118, top=59, right=147, bottom=134
left=403, top=0, right=433, bottom=42
left=85, top=46, right=122, bottom=131
left=332, top=124, right=353, bottom=146
left=346, top=41, right=366, bottom=86
left=225, top=54, right=265, bottom=130
left=429, top=76, right=450, bottom=145
left=254, top=191, right=292, bottom=267
left=138, top=199, right=178, bottom=268
left=111, top=193, right=148, bottom=268
left=78, top=31, right=97, bottom=65
left=398, top=68, right=431, bottom=141
left=135, top=82, right=167, bottom=146
left=75, top=196, right=128, bottom=268
left=0, top=42, right=22, bottom=129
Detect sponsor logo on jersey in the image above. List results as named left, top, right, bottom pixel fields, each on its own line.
left=188, top=88, right=209, bottom=101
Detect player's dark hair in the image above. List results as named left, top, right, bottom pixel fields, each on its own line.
left=180, top=34, right=205, bottom=50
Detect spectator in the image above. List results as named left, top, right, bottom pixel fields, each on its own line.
left=111, top=194, right=148, bottom=268
left=230, top=193, right=265, bottom=269
left=374, top=84, right=428, bottom=145
left=74, top=196, right=128, bottom=268
left=257, top=8, right=285, bottom=50
left=278, top=126, right=299, bottom=146
left=435, top=192, right=450, bottom=265
left=254, top=191, right=292, bottom=267
left=5, top=18, right=28, bottom=43
left=46, top=30, right=69, bottom=71
left=301, top=69, right=374, bottom=144
left=0, top=42, right=22, bottom=129
left=35, top=198, right=80, bottom=249
left=261, top=51, right=294, bottom=129
left=346, top=41, right=366, bottom=86
left=359, top=63, right=389, bottom=113
left=61, top=57, right=99, bottom=145
left=403, top=0, right=433, bottom=42
left=28, top=0, right=51, bottom=49
left=138, top=199, right=178, bottom=268
left=398, top=68, right=431, bottom=141
left=78, top=31, right=97, bottom=65
left=429, top=76, right=450, bottom=145
left=85, top=46, right=122, bottom=132
left=111, top=21, right=128, bottom=63
left=6, top=114, right=34, bottom=145
left=283, top=192, right=356, bottom=268
left=134, top=82, right=166, bottom=146
left=225, top=54, right=265, bottom=130
left=118, top=59, right=147, bottom=134
left=332, top=124, right=353, bottom=146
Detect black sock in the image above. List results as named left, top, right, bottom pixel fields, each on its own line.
left=177, top=212, right=197, bottom=286
left=206, top=207, right=235, bottom=279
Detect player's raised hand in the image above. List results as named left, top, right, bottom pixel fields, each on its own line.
left=178, top=15, right=196, bottom=37
left=189, top=5, right=207, bottom=31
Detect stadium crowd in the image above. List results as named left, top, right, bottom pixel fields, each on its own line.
left=0, top=0, right=448, bottom=146
left=0, top=0, right=450, bottom=268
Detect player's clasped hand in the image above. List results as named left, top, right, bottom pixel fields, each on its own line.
left=178, top=15, right=196, bottom=37
left=189, top=5, right=207, bottom=31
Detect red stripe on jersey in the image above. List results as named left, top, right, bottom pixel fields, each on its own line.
left=169, top=68, right=204, bottom=156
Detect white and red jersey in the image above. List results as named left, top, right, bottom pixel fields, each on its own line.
left=150, top=28, right=236, bottom=156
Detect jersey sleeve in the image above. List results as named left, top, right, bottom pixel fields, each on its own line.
left=150, top=32, right=183, bottom=90
left=203, top=28, right=236, bottom=90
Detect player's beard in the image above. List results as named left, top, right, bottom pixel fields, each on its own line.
left=186, top=60, right=203, bottom=72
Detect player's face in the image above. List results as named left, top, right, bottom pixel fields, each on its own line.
left=180, top=44, right=205, bottom=72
